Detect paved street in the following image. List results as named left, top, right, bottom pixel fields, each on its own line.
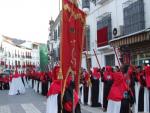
left=0, top=88, right=46, bottom=113
left=0, top=88, right=103, bottom=113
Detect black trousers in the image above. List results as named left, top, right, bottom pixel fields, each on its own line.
left=3, top=83, right=9, bottom=90
left=0, top=82, right=2, bottom=90
left=32, top=79, right=34, bottom=88
left=120, top=99, right=130, bottom=113
left=91, top=79, right=100, bottom=107
left=138, top=86, right=144, bottom=112
left=103, top=81, right=113, bottom=109
left=21, top=77, right=25, bottom=86
left=42, top=82, right=48, bottom=96
left=83, top=85, right=89, bottom=104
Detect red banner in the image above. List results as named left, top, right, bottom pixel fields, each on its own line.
left=61, top=1, right=86, bottom=92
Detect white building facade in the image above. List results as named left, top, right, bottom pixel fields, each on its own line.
left=47, top=14, right=61, bottom=69
left=0, top=35, right=40, bottom=73
left=80, top=0, right=150, bottom=68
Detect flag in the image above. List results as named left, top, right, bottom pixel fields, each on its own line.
left=61, top=0, right=86, bottom=92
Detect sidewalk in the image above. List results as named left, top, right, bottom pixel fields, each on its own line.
left=81, top=104, right=104, bottom=113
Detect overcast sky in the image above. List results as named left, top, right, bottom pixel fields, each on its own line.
left=0, top=0, right=60, bottom=43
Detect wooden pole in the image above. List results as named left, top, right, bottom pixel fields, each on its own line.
left=60, top=0, right=64, bottom=113
left=84, top=52, right=91, bottom=72
left=113, top=47, right=121, bottom=68
left=93, top=49, right=101, bottom=69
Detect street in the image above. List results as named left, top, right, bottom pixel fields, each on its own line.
left=0, top=88, right=103, bottom=113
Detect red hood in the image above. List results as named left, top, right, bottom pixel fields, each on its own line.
left=92, top=67, right=101, bottom=79
left=47, top=80, right=61, bottom=97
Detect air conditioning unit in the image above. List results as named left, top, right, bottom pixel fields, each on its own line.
left=83, top=8, right=90, bottom=14
left=113, top=25, right=124, bottom=37
left=82, top=0, right=90, bottom=13
left=96, top=0, right=108, bottom=4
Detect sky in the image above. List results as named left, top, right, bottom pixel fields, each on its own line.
left=0, top=0, right=60, bottom=43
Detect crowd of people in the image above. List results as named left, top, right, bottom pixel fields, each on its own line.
left=0, top=63, right=150, bottom=113
left=0, top=66, right=81, bottom=113
left=80, top=64, right=150, bottom=113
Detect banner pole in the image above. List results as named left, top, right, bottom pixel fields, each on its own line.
left=93, top=49, right=101, bottom=69
left=113, top=47, right=121, bottom=68
left=60, top=0, right=64, bottom=113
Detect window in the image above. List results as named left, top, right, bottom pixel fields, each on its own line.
left=83, top=25, right=90, bottom=51
left=105, top=54, right=115, bottom=66
left=97, top=27, right=108, bottom=47
left=58, top=25, right=60, bottom=37
left=15, top=60, right=17, bottom=66
left=53, top=49, right=56, bottom=61
left=123, top=0, right=145, bottom=35
left=97, top=13, right=112, bottom=47
left=33, top=44, right=38, bottom=49
left=82, top=0, right=90, bottom=9
left=54, top=30, right=57, bottom=41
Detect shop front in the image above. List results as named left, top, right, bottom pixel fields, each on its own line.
left=110, top=30, right=150, bottom=66
left=129, top=41, right=150, bottom=66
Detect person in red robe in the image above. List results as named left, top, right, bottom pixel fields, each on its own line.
left=41, top=72, right=48, bottom=96
left=9, top=70, right=25, bottom=95
left=120, top=65, right=135, bottom=113
left=80, top=69, right=90, bottom=105
left=136, top=66, right=147, bottom=112
left=107, top=65, right=129, bottom=113
left=102, top=66, right=113, bottom=111
left=62, top=73, right=81, bottom=113
left=46, top=65, right=61, bottom=113
left=91, top=67, right=101, bottom=107
left=46, top=66, right=81, bottom=113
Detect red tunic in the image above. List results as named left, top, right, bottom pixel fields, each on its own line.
left=145, top=66, right=150, bottom=88
left=47, top=80, right=61, bottom=97
left=3, top=76, right=9, bottom=83
left=64, top=91, right=79, bottom=112
left=103, top=66, right=113, bottom=81
left=63, top=75, right=79, bottom=112
left=92, top=67, right=101, bottom=79
left=13, top=72, right=20, bottom=78
left=108, top=72, right=128, bottom=101
left=137, top=70, right=146, bottom=86
left=0, top=77, right=3, bottom=82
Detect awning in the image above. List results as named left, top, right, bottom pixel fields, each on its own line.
left=109, top=29, right=150, bottom=47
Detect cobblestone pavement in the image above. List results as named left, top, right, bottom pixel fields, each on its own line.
left=0, top=88, right=103, bottom=113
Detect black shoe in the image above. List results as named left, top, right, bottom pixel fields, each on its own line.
left=17, top=90, right=20, bottom=95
